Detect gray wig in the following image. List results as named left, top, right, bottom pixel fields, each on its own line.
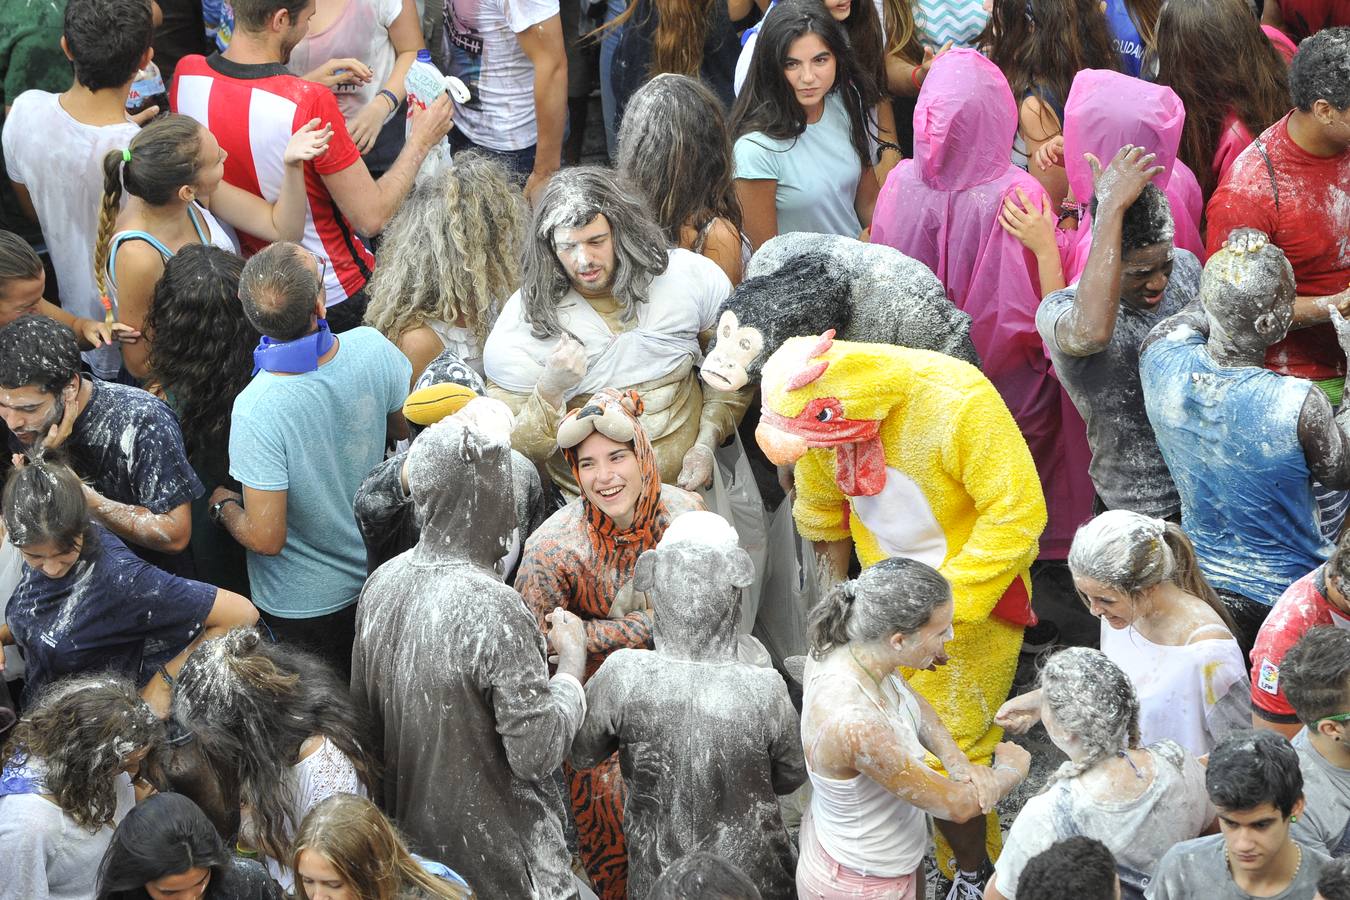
left=519, top=166, right=670, bottom=340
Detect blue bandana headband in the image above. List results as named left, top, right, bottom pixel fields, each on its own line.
left=252, top=319, right=336, bottom=375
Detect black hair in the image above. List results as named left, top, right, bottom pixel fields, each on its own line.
left=730, top=0, right=877, bottom=168
left=0, top=313, right=80, bottom=394
left=648, top=852, right=763, bottom=899
left=1318, top=856, right=1350, bottom=900
left=1280, top=626, right=1350, bottom=726
left=1288, top=26, right=1350, bottom=112
left=62, top=0, right=154, bottom=92
left=0, top=231, right=43, bottom=287
left=1018, top=837, right=1118, bottom=900
left=1088, top=183, right=1174, bottom=254
left=144, top=246, right=256, bottom=458
left=237, top=242, right=320, bottom=341
left=1206, top=730, right=1303, bottom=817
left=96, top=793, right=232, bottom=899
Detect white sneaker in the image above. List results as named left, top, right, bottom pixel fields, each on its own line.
left=945, top=861, right=994, bottom=900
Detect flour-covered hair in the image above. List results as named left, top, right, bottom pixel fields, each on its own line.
left=1068, top=510, right=1234, bottom=631
left=519, top=166, right=669, bottom=340
left=808, top=556, right=951, bottom=658
left=1040, top=647, right=1140, bottom=786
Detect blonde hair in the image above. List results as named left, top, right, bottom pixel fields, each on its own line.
left=880, top=0, right=921, bottom=62
left=291, top=794, right=472, bottom=900
left=364, top=153, right=526, bottom=349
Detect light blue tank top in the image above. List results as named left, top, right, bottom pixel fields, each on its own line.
left=1141, top=326, right=1331, bottom=605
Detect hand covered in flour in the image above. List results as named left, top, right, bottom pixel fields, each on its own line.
left=1086, top=144, right=1164, bottom=214
left=677, top=443, right=715, bottom=491
left=993, top=741, right=1032, bottom=780
left=1223, top=227, right=1268, bottom=255
left=537, top=336, right=588, bottom=409
left=607, top=581, right=652, bottom=619
left=545, top=607, right=587, bottom=677
left=993, top=688, right=1043, bottom=735
left=947, top=758, right=1002, bottom=815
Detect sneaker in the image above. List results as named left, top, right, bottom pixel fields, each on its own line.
left=1020, top=619, right=1061, bottom=654
left=945, top=859, right=995, bottom=900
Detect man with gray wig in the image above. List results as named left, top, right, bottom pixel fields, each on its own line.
left=211, top=241, right=411, bottom=675
left=483, top=165, right=747, bottom=499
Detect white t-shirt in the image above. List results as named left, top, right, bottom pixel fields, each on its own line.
left=441, top=0, right=560, bottom=151
left=2, top=91, right=139, bottom=379
left=1100, top=621, right=1251, bottom=757
left=287, top=0, right=405, bottom=119
left=994, top=742, right=1213, bottom=899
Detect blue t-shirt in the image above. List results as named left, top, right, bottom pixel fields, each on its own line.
left=5, top=524, right=217, bottom=705
left=228, top=327, right=410, bottom=618
left=733, top=92, right=864, bottom=239
left=1105, top=0, right=1146, bottom=78
left=1141, top=325, right=1330, bottom=605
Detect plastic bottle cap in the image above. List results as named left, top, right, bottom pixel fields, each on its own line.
left=416, top=49, right=432, bottom=62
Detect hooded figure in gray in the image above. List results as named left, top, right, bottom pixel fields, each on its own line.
left=570, top=512, right=806, bottom=899
left=351, top=420, right=586, bottom=899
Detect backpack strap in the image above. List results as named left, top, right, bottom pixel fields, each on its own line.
left=1253, top=137, right=1280, bottom=214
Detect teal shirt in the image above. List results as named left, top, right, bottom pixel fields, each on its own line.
left=734, top=92, right=863, bottom=239
left=229, top=327, right=411, bottom=618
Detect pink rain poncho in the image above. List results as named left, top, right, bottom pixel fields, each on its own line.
left=870, top=48, right=1091, bottom=559
left=1061, top=69, right=1207, bottom=283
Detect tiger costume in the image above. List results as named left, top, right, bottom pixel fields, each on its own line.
left=516, top=388, right=704, bottom=900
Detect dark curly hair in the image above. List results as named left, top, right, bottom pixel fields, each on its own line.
left=171, top=629, right=379, bottom=868
left=142, top=245, right=256, bottom=458
left=3, top=675, right=162, bottom=831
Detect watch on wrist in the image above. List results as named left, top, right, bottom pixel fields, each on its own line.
left=209, top=496, right=241, bottom=526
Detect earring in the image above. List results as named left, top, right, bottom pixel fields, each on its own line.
left=1291, top=815, right=1299, bottom=823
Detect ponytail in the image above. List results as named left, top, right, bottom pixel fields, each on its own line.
left=90, top=114, right=204, bottom=308
left=806, top=556, right=950, bottom=659
left=93, top=149, right=126, bottom=303
left=1161, top=522, right=1239, bottom=635
left=807, top=580, right=857, bottom=659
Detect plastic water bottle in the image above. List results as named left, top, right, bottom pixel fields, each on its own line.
left=126, top=62, right=168, bottom=119
left=404, top=50, right=469, bottom=179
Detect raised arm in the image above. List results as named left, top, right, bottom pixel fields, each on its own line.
left=1051, top=146, right=1166, bottom=356
left=207, top=118, right=333, bottom=242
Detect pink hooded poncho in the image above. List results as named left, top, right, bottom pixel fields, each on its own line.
left=870, top=48, right=1092, bottom=559
left=1061, top=69, right=1207, bottom=283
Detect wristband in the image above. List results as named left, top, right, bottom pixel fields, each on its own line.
left=377, top=88, right=400, bottom=110
left=994, top=763, right=1022, bottom=777
left=209, top=495, right=243, bottom=526
left=910, top=65, right=924, bottom=92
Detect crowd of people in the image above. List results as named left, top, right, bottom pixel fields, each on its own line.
left=0, top=0, right=1347, bottom=896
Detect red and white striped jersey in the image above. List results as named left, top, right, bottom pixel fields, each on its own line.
left=171, top=54, right=375, bottom=306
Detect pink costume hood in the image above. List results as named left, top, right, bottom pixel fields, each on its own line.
left=913, top=48, right=1020, bottom=191
left=870, top=48, right=1092, bottom=560
left=1061, top=69, right=1206, bottom=280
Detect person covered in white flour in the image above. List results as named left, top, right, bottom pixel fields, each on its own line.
left=997, top=510, right=1250, bottom=757
left=797, top=556, right=1031, bottom=898
left=987, top=648, right=1214, bottom=900
left=483, top=166, right=748, bottom=499
left=571, top=511, right=806, bottom=898
left=350, top=416, right=591, bottom=900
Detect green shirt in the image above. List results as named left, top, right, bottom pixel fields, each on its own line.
left=1, top=0, right=71, bottom=238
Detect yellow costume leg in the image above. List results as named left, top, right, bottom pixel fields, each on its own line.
left=903, top=616, right=1023, bottom=876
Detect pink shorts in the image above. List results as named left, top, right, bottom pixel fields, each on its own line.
left=796, top=811, right=920, bottom=900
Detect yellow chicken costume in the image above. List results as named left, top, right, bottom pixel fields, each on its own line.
left=757, top=333, right=1047, bottom=869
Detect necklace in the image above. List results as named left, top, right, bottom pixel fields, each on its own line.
left=847, top=645, right=888, bottom=693
left=1225, top=842, right=1302, bottom=886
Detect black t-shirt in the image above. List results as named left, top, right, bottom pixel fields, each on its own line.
left=7, top=377, right=204, bottom=574
left=6, top=525, right=216, bottom=705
